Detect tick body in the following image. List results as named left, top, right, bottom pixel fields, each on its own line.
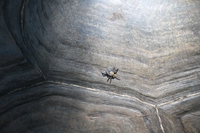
left=101, top=66, right=120, bottom=83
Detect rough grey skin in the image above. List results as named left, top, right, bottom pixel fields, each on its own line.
left=101, top=67, right=120, bottom=83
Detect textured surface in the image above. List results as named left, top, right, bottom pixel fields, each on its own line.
left=0, top=0, right=44, bottom=96
left=0, top=83, right=160, bottom=133
left=0, top=0, right=200, bottom=132
left=158, top=93, right=200, bottom=133
left=23, top=0, right=200, bottom=100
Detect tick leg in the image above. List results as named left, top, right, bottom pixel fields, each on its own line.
left=107, top=78, right=110, bottom=82
left=116, top=77, right=120, bottom=80
left=114, top=76, right=120, bottom=80
left=114, top=69, right=118, bottom=74
left=102, top=72, right=106, bottom=77
left=110, top=79, right=112, bottom=83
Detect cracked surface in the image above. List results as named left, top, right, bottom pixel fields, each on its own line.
left=0, top=0, right=200, bottom=132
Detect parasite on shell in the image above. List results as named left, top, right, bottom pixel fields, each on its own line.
left=101, top=66, right=120, bottom=83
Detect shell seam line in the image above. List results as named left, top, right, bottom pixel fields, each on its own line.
left=157, top=92, right=200, bottom=106
left=1, top=80, right=200, bottom=107
left=156, top=107, right=165, bottom=133
left=1, top=80, right=200, bottom=133
left=20, top=0, right=46, bottom=80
